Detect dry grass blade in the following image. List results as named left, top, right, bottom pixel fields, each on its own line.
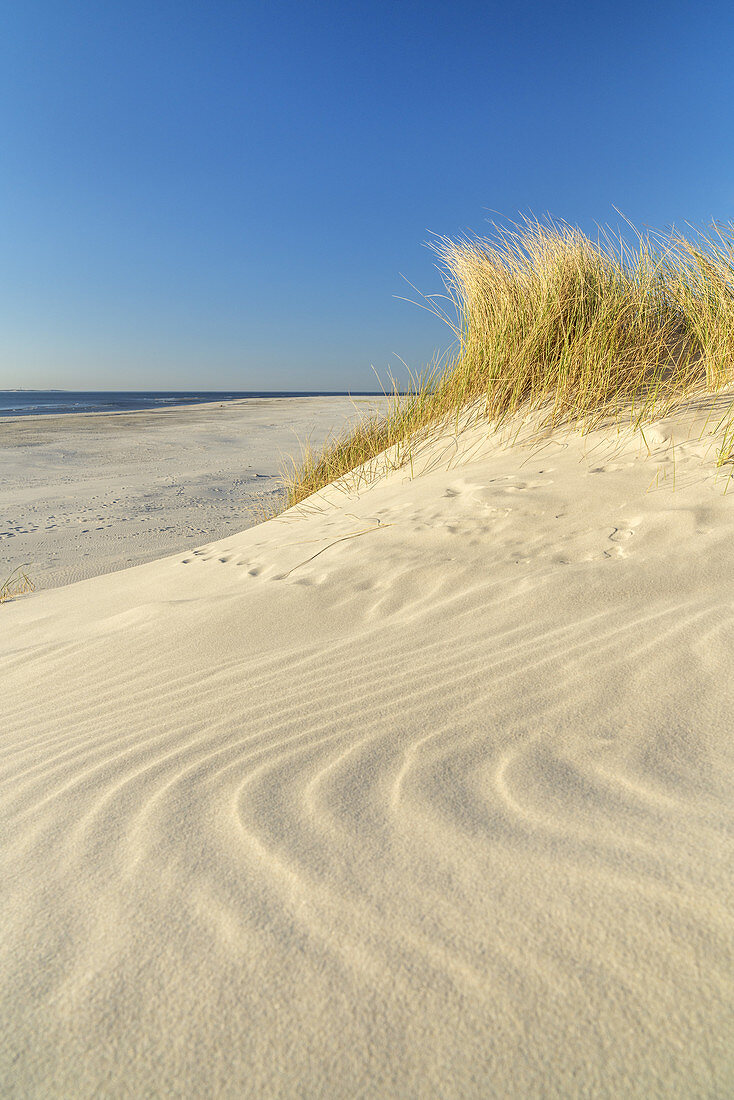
left=716, top=414, right=734, bottom=468
left=281, top=523, right=393, bottom=578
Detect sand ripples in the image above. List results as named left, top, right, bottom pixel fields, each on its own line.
left=3, top=547, right=734, bottom=1096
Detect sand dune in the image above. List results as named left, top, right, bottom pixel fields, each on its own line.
left=2, top=399, right=734, bottom=1097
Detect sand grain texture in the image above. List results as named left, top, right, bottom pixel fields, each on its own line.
left=2, top=399, right=734, bottom=1098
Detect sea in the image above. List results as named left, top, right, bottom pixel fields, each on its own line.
left=0, top=391, right=377, bottom=418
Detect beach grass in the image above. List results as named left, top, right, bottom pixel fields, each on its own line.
left=280, top=218, right=734, bottom=508
left=716, top=412, right=734, bottom=467
left=0, top=567, right=35, bottom=604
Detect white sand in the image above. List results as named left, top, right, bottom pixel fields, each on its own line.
left=0, top=396, right=385, bottom=590
left=2, top=393, right=734, bottom=1097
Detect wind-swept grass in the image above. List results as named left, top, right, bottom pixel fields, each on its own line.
left=280, top=217, right=734, bottom=509
left=0, top=567, right=35, bottom=604
left=663, top=223, right=734, bottom=388
left=716, top=411, right=734, bottom=468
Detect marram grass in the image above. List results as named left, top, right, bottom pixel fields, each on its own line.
left=280, top=218, right=734, bottom=510
left=0, top=567, right=35, bottom=604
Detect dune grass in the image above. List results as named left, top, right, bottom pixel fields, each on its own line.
left=0, top=566, right=35, bottom=604
left=716, top=414, right=734, bottom=468
left=280, top=217, right=734, bottom=509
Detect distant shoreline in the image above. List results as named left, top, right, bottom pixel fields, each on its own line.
left=0, top=394, right=389, bottom=590
left=0, top=389, right=388, bottom=421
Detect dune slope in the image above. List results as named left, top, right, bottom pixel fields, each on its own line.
left=2, top=401, right=734, bottom=1098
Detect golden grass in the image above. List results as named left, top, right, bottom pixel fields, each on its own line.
left=0, top=567, right=35, bottom=604
left=280, top=217, right=734, bottom=509
left=716, top=414, right=734, bottom=468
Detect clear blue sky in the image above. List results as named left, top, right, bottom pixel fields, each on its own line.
left=1, top=0, right=732, bottom=391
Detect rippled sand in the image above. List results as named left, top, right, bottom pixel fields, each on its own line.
left=2, top=395, right=734, bottom=1097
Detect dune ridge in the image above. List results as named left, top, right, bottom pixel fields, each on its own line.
left=2, top=399, right=734, bottom=1097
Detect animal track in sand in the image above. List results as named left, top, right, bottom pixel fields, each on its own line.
left=608, top=526, right=635, bottom=543
left=443, top=475, right=541, bottom=498
left=181, top=547, right=214, bottom=564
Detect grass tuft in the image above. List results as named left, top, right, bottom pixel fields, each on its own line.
left=280, top=217, right=734, bottom=509
left=0, top=567, right=35, bottom=604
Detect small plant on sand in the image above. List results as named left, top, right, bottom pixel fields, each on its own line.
left=0, top=567, right=35, bottom=604
left=279, top=216, right=734, bottom=509
left=716, top=414, right=734, bottom=468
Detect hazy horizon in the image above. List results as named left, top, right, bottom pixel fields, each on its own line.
left=0, top=386, right=388, bottom=393
left=2, top=0, right=733, bottom=391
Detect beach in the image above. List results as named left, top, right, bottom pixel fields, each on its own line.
left=2, top=393, right=734, bottom=1097
left=0, top=396, right=385, bottom=590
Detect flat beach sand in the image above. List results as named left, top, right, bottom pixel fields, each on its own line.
left=2, top=393, right=734, bottom=1097
left=0, top=396, right=385, bottom=589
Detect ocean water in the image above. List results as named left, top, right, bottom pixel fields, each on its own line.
left=0, top=390, right=375, bottom=418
